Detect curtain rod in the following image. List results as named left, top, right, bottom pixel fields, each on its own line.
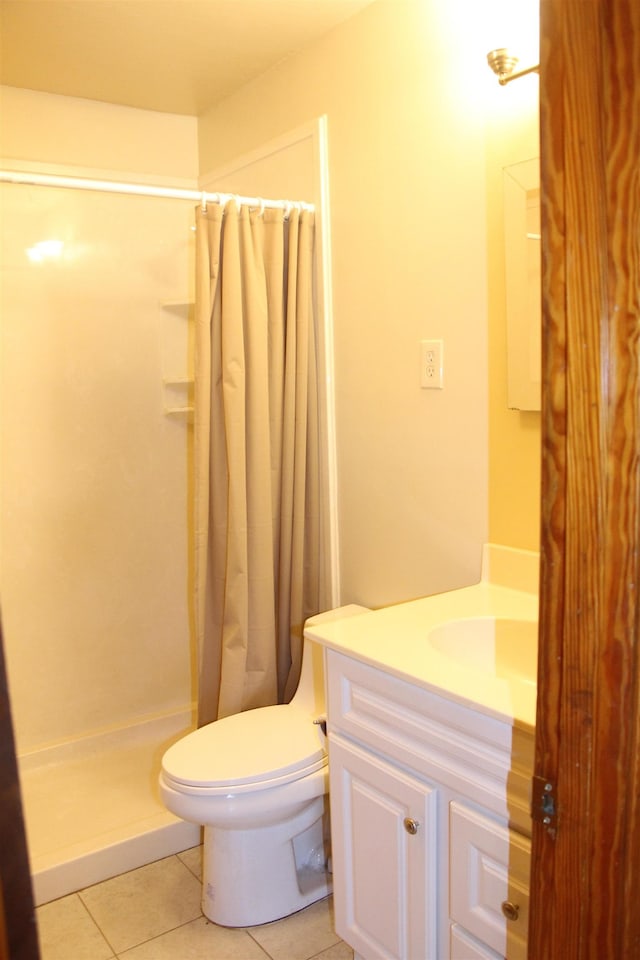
left=0, top=169, right=315, bottom=214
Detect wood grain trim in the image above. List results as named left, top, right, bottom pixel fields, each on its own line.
left=530, top=1, right=640, bottom=956
left=0, top=621, right=40, bottom=959
left=589, top=0, right=640, bottom=954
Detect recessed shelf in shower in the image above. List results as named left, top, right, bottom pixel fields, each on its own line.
left=163, top=378, right=194, bottom=420
left=160, top=300, right=195, bottom=420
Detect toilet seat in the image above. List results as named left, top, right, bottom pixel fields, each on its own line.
left=161, top=703, right=326, bottom=795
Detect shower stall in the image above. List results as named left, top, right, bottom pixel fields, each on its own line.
left=0, top=177, right=202, bottom=904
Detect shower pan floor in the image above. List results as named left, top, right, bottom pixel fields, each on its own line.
left=18, top=710, right=201, bottom=906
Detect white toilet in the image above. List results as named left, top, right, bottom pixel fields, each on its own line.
left=159, top=605, right=368, bottom=928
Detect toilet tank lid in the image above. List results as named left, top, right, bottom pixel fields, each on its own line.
left=161, top=704, right=326, bottom=788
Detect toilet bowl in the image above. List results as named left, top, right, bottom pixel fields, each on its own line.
left=159, top=604, right=368, bottom=928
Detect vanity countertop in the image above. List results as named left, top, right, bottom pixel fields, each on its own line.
left=305, top=578, right=539, bottom=732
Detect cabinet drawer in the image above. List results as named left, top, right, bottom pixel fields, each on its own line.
left=326, top=649, right=534, bottom=833
left=450, top=802, right=530, bottom=960
left=450, top=923, right=502, bottom=959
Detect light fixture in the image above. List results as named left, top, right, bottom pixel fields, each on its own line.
left=25, top=239, right=64, bottom=263
left=487, top=48, right=540, bottom=85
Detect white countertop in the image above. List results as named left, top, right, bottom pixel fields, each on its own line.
left=305, top=579, right=539, bottom=732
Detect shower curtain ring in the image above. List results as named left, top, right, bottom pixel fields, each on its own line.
left=200, top=193, right=208, bottom=213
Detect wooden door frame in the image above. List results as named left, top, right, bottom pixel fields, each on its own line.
left=530, top=1, right=640, bottom=956
left=0, top=619, right=39, bottom=959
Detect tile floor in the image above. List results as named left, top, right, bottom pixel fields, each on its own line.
left=35, top=845, right=354, bottom=960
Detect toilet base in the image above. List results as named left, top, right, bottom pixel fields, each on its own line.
left=201, top=796, right=332, bottom=927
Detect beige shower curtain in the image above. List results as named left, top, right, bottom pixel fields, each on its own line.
left=194, top=200, right=326, bottom=725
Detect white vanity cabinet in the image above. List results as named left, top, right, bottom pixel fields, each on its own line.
left=324, top=649, right=534, bottom=960
left=329, top=734, right=439, bottom=959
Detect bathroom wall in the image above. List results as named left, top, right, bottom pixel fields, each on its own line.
left=0, top=0, right=542, bottom=752
left=0, top=86, right=197, bottom=180
left=0, top=87, right=199, bottom=753
left=198, top=0, right=493, bottom=608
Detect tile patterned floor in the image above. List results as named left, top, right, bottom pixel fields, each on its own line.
left=35, top=845, right=354, bottom=960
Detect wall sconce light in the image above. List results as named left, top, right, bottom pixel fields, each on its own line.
left=487, top=48, right=540, bottom=85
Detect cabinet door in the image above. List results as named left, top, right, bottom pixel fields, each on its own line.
left=329, top=734, right=439, bottom=960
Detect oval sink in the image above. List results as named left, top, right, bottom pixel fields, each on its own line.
left=428, top=617, right=538, bottom=684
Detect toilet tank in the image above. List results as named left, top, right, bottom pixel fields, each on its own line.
left=294, top=605, right=370, bottom=713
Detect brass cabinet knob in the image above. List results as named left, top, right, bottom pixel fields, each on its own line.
left=403, top=817, right=419, bottom=835
left=501, top=900, right=520, bottom=922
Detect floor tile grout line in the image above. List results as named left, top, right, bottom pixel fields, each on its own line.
left=74, top=859, right=204, bottom=956
left=246, top=927, right=277, bottom=960
left=308, top=939, right=343, bottom=960
left=176, top=852, right=203, bottom=882
left=308, top=943, right=347, bottom=960
left=245, top=929, right=276, bottom=960
left=37, top=894, right=350, bottom=960
left=109, top=913, right=274, bottom=960
left=76, top=890, right=122, bottom=957
left=36, top=850, right=350, bottom=960
left=309, top=934, right=345, bottom=960
left=104, top=912, right=210, bottom=959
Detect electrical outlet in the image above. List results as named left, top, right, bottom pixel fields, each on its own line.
left=420, top=339, right=443, bottom=389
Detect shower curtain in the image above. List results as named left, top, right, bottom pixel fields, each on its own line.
left=194, top=200, right=326, bottom=725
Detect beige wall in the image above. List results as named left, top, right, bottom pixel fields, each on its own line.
left=0, top=86, right=198, bottom=181
left=0, top=0, right=542, bottom=751
left=199, top=0, right=494, bottom=607
left=0, top=88, right=198, bottom=752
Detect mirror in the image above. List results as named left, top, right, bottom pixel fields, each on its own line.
left=503, top=157, right=541, bottom=411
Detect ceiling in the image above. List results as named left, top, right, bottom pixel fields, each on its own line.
left=0, top=0, right=375, bottom=116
